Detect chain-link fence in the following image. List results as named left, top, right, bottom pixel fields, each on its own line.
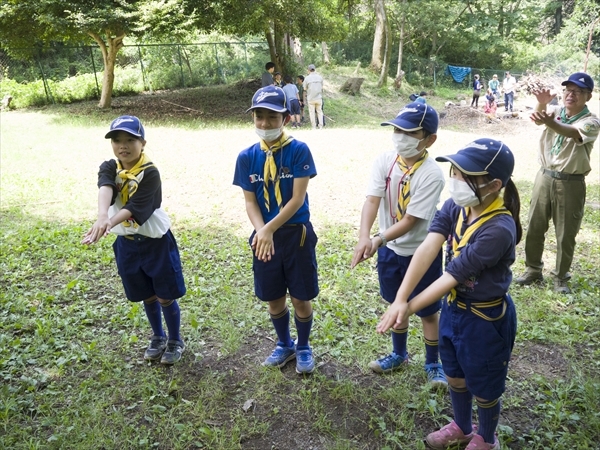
left=0, top=41, right=271, bottom=107
left=0, top=40, right=546, bottom=108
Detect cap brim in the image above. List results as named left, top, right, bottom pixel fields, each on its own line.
left=561, top=80, right=590, bottom=89
left=105, top=128, right=143, bottom=139
left=380, top=120, right=422, bottom=132
left=246, top=105, right=288, bottom=113
left=435, top=154, right=488, bottom=176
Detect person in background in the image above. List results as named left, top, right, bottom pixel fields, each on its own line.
left=484, top=89, right=497, bottom=116
left=303, top=64, right=324, bottom=130
left=488, top=74, right=500, bottom=100
left=262, top=62, right=275, bottom=87
left=273, top=72, right=283, bottom=87
left=471, top=75, right=482, bottom=108
left=282, top=75, right=302, bottom=128
left=502, top=71, right=517, bottom=112
left=297, top=75, right=306, bottom=123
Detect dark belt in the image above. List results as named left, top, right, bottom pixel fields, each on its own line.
left=542, top=168, right=584, bottom=181
left=123, top=234, right=148, bottom=241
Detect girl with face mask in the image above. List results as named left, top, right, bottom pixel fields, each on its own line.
left=377, top=139, right=522, bottom=450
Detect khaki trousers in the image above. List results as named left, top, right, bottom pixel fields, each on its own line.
left=524, top=169, right=586, bottom=280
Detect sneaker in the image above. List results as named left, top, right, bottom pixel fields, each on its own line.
left=262, top=343, right=296, bottom=368
left=296, top=348, right=315, bottom=374
left=425, top=362, right=448, bottom=388
left=514, top=270, right=543, bottom=285
left=465, top=434, right=500, bottom=450
left=368, top=352, right=408, bottom=374
left=553, top=278, right=571, bottom=294
left=426, top=421, right=475, bottom=449
left=144, top=335, right=167, bottom=361
left=160, top=340, right=185, bottom=365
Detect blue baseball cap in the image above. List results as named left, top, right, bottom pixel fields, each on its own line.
left=105, top=115, right=145, bottom=140
left=246, top=86, right=288, bottom=113
left=561, top=72, right=594, bottom=91
left=381, top=102, right=439, bottom=134
left=436, top=138, right=514, bottom=187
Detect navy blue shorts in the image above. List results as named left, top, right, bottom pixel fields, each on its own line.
left=377, top=246, right=442, bottom=318
left=112, top=230, right=186, bottom=302
left=250, top=222, right=319, bottom=302
left=288, top=99, right=301, bottom=115
left=439, top=295, right=517, bottom=399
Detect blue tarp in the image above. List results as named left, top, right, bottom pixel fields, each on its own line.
left=445, top=65, right=472, bottom=83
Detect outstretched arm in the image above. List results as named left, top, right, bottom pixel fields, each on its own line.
left=82, top=186, right=131, bottom=245
left=377, top=271, right=457, bottom=333
left=351, top=196, right=380, bottom=268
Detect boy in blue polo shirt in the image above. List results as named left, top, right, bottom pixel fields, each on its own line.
left=82, top=116, right=186, bottom=365
left=233, top=86, right=319, bottom=374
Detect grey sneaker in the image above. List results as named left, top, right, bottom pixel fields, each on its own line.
left=144, top=335, right=167, bottom=361
left=514, top=270, right=543, bottom=285
left=160, top=340, right=185, bottom=365
left=554, top=278, right=571, bottom=294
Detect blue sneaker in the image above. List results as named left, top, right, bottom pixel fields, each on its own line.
left=295, top=348, right=315, bottom=374
left=425, top=362, right=448, bottom=388
left=263, top=344, right=296, bottom=368
left=368, top=352, right=408, bottom=373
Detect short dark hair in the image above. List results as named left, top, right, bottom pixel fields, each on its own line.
left=284, top=75, right=293, bottom=84
left=297, top=75, right=304, bottom=81
left=265, top=62, right=275, bottom=71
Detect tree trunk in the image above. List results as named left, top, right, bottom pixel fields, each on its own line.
left=265, top=28, right=278, bottom=69
left=370, top=0, right=386, bottom=72
left=377, top=3, right=391, bottom=89
left=395, top=0, right=406, bottom=79
left=89, top=31, right=124, bottom=109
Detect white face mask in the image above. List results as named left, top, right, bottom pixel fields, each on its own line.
left=255, top=127, right=282, bottom=142
left=392, top=133, right=424, bottom=158
left=448, top=178, right=495, bottom=207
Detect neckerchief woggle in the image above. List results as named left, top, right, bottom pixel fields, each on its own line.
left=116, top=152, right=155, bottom=205
left=260, top=131, right=294, bottom=212
left=447, top=195, right=511, bottom=303
left=396, top=151, right=428, bottom=220
left=550, top=106, right=589, bottom=155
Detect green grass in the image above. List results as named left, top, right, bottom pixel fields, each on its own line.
left=1, top=203, right=599, bottom=449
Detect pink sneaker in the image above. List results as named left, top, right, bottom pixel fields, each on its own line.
left=465, top=434, right=500, bottom=450
left=425, top=421, right=475, bottom=449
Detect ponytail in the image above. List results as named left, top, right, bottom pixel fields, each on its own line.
left=503, top=179, right=522, bottom=244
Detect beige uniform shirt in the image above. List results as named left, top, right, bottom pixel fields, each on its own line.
left=538, top=105, right=600, bottom=175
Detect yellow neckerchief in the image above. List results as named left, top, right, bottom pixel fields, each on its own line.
left=396, top=151, right=428, bottom=220
left=116, top=152, right=155, bottom=205
left=447, top=195, right=511, bottom=303
left=260, top=131, right=294, bottom=212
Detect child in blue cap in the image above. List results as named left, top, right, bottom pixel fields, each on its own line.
left=351, top=102, right=446, bottom=387
left=82, top=116, right=186, bottom=365
left=233, top=86, right=319, bottom=374
left=377, top=138, right=521, bottom=450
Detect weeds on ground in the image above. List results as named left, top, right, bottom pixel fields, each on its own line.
left=1, top=203, right=599, bottom=449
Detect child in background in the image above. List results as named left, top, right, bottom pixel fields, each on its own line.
left=471, top=74, right=482, bottom=108
left=351, top=102, right=446, bottom=387
left=233, top=86, right=319, bottom=374
left=377, top=139, right=521, bottom=450
left=282, top=75, right=302, bottom=128
left=484, top=89, right=497, bottom=116
left=273, top=72, right=283, bottom=87
left=82, top=116, right=186, bottom=365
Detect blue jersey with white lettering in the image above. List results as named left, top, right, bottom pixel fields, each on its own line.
left=233, top=138, right=317, bottom=224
